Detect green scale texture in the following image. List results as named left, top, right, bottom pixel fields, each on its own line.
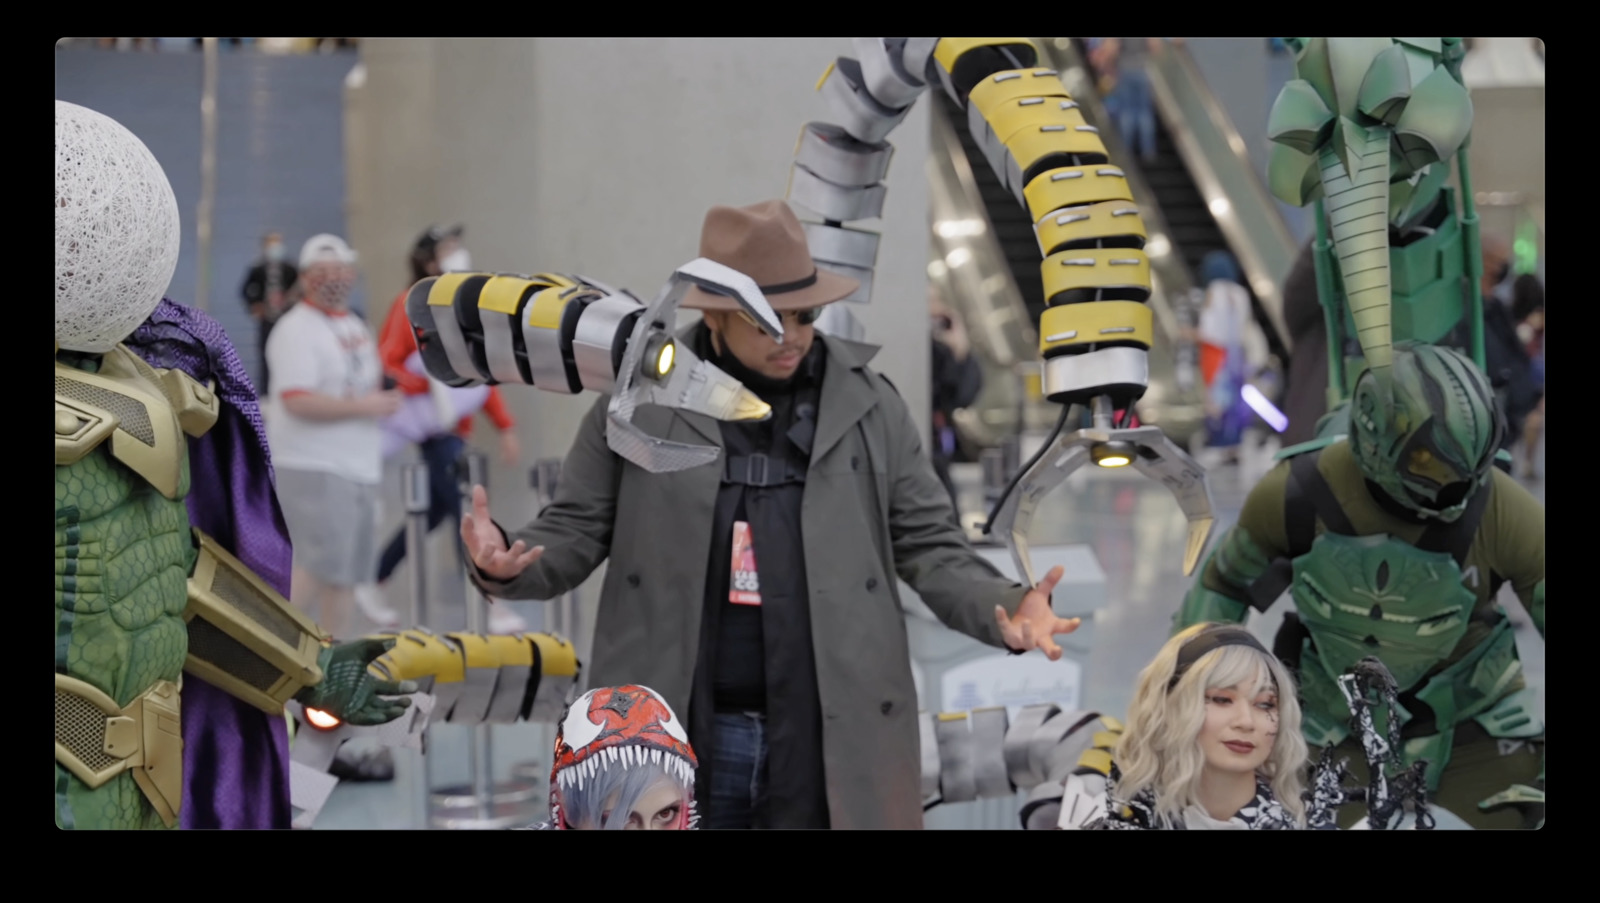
left=55, top=430, right=194, bottom=830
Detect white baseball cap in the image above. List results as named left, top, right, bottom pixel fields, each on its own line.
left=300, top=233, right=358, bottom=269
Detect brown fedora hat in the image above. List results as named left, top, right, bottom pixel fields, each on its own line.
left=682, top=200, right=859, bottom=312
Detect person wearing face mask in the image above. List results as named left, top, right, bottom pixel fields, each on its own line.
left=1060, top=624, right=1318, bottom=829
left=362, top=224, right=524, bottom=632
left=264, top=234, right=401, bottom=641
left=240, top=231, right=299, bottom=395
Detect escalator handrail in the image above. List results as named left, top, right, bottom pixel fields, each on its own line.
left=1145, top=42, right=1297, bottom=354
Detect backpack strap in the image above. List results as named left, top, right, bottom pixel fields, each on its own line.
left=1243, top=449, right=1353, bottom=613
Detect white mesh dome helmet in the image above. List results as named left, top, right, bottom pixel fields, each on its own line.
left=56, top=100, right=181, bottom=352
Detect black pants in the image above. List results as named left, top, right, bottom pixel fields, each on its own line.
left=257, top=318, right=274, bottom=397
left=376, top=434, right=465, bottom=583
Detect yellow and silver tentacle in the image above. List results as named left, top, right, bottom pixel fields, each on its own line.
left=920, top=703, right=1123, bottom=828
left=404, top=263, right=783, bottom=474
left=792, top=38, right=1214, bottom=582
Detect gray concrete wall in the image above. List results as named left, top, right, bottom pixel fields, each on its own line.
left=347, top=38, right=932, bottom=658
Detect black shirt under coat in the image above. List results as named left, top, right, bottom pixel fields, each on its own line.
left=687, top=322, right=830, bottom=829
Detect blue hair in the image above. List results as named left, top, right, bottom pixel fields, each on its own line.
left=559, top=759, right=691, bottom=830
left=1200, top=250, right=1242, bottom=286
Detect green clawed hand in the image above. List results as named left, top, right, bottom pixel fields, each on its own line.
left=295, top=637, right=420, bottom=726
left=1478, top=783, right=1544, bottom=830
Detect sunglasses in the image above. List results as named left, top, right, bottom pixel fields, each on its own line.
left=735, top=307, right=820, bottom=329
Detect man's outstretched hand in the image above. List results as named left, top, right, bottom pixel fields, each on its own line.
left=461, top=484, right=543, bottom=581
left=995, top=565, right=1082, bottom=661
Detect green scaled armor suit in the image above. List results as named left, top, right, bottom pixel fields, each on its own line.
left=54, top=346, right=415, bottom=829
left=55, top=346, right=198, bottom=829
left=55, top=99, right=418, bottom=830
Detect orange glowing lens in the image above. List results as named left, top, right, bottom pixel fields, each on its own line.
left=305, top=707, right=342, bottom=730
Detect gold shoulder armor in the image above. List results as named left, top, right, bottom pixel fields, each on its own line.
left=54, top=346, right=186, bottom=499
left=154, top=368, right=220, bottom=438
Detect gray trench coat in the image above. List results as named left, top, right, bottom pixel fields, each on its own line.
left=474, top=332, right=1029, bottom=829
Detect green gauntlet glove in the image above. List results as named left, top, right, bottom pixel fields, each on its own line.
left=294, top=637, right=419, bottom=726
left=1478, top=752, right=1543, bottom=830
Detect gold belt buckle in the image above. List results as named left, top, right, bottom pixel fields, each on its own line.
left=55, top=674, right=184, bottom=827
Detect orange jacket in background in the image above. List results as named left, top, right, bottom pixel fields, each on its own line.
left=380, top=289, right=515, bottom=439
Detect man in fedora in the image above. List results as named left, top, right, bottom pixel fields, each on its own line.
left=459, top=200, right=1077, bottom=829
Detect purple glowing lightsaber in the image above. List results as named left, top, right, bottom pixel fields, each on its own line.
left=1242, top=384, right=1288, bottom=433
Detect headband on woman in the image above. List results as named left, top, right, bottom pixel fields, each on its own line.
left=1167, top=627, right=1270, bottom=692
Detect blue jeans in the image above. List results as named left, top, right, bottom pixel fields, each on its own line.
left=1110, top=68, right=1157, bottom=161
left=705, top=712, right=768, bottom=829
left=376, top=433, right=465, bottom=583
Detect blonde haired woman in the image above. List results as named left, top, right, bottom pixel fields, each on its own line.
left=1064, top=623, right=1319, bottom=829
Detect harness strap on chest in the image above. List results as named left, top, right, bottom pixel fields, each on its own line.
left=723, top=452, right=807, bottom=487
left=722, top=397, right=817, bottom=488
left=1244, top=450, right=1350, bottom=612
left=1412, top=475, right=1492, bottom=566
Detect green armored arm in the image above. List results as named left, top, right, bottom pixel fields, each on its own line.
left=1177, top=462, right=1297, bottom=634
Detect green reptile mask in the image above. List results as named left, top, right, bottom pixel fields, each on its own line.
left=1349, top=341, right=1502, bottom=522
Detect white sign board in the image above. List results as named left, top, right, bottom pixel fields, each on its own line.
left=940, top=652, right=1082, bottom=719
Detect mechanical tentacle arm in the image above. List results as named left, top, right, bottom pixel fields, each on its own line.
left=920, top=703, right=1124, bottom=829
left=285, top=628, right=584, bottom=826
left=787, top=38, right=1214, bottom=581
left=405, top=262, right=783, bottom=473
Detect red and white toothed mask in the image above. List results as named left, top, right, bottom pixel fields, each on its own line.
left=548, top=685, right=698, bottom=830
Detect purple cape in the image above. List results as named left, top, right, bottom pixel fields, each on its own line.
left=127, top=300, right=295, bottom=829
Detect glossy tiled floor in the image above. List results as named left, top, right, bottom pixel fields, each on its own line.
left=317, top=429, right=1544, bottom=829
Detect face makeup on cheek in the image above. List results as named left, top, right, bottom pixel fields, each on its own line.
left=1197, top=684, right=1277, bottom=775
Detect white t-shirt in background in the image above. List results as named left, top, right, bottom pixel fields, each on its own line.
left=265, top=301, right=383, bottom=485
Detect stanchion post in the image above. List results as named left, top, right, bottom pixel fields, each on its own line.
left=401, top=463, right=432, bottom=829
left=460, top=451, right=494, bottom=823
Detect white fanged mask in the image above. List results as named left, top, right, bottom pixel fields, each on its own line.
left=56, top=100, right=181, bottom=352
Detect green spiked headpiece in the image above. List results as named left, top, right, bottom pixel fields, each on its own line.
left=1349, top=342, right=1503, bottom=522
left=1265, top=39, right=1473, bottom=376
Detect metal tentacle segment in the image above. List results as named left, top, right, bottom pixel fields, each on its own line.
left=918, top=39, right=1215, bottom=581
left=987, top=409, right=1214, bottom=585
left=401, top=259, right=778, bottom=473
left=606, top=258, right=781, bottom=472
left=783, top=39, right=942, bottom=338
left=363, top=627, right=581, bottom=726
left=921, top=702, right=1124, bottom=828
left=794, top=38, right=1214, bottom=583
left=790, top=38, right=1214, bottom=582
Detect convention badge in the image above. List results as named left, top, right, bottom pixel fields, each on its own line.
left=730, top=520, right=761, bottom=605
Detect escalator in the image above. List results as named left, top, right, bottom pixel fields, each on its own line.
left=1063, top=38, right=1295, bottom=364
left=931, top=37, right=1302, bottom=451
left=934, top=88, right=1049, bottom=330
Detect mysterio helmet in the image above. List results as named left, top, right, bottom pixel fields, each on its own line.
left=1349, top=342, right=1504, bottom=523
left=56, top=100, right=181, bottom=353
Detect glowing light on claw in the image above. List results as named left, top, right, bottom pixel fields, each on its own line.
left=305, top=707, right=341, bottom=730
